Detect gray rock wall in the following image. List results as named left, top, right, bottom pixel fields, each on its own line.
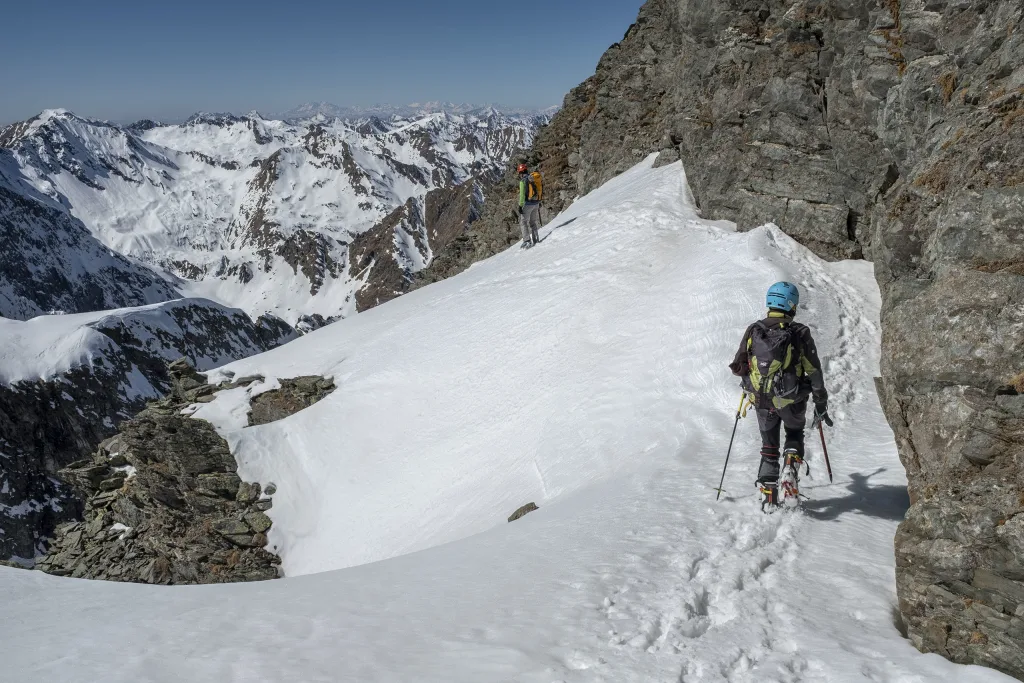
left=428, top=0, right=1024, bottom=676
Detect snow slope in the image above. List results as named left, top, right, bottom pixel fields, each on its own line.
left=0, top=158, right=1012, bottom=682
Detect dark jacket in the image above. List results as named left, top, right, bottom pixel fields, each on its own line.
left=729, top=312, right=828, bottom=405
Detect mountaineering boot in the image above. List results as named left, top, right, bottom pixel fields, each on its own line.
left=756, top=447, right=781, bottom=512
left=779, top=448, right=803, bottom=508
left=759, top=481, right=779, bottom=512
left=520, top=240, right=533, bottom=250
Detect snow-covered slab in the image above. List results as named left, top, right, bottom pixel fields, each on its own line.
left=0, top=158, right=1011, bottom=682
left=0, top=298, right=285, bottom=387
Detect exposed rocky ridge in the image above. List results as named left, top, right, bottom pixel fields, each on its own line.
left=0, top=300, right=296, bottom=562
left=356, top=172, right=495, bottom=310
left=416, top=167, right=533, bottom=284
left=349, top=198, right=424, bottom=311
left=428, top=0, right=1024, bottom=676
left=36, top=362, right=336, bottom=583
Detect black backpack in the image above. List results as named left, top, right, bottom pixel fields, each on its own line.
left=744, top=320, right=804, bottom=409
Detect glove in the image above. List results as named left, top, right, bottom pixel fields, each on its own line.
left=518, top=206, right=523, bottom=216
left=813, top=403, right=833, bottom=428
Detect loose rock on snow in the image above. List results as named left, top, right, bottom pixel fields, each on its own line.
left=508, top=503, right=539, bottom=523
left=248, top=376, right=336, bottom=426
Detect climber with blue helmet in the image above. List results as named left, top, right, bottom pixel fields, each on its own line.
left=728, top=282, right=831, bottom=509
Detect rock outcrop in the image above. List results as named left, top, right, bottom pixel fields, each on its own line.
left=35, top=360, right=335, bottom=585
left=36, top=362, right=336, bottom=583
left=36, top=368, right=280, bottom=583
left=429, top=0, right=1024, bottom=676
left=248, top=376, right=336, bottom=426
left=0, top=300, right=296, bottom=563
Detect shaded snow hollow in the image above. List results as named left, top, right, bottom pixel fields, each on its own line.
left=1, top=158, right=1011, bottom=682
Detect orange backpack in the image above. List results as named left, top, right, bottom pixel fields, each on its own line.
left=526, top=171, right=543, bottom=201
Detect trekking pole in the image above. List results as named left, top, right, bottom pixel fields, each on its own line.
left=817, top=421, right=834, bottom=483
left=715, top=393, right=748, bottom=501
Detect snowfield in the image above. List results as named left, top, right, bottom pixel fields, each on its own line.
left=0, top=158, right=1012, bottom=682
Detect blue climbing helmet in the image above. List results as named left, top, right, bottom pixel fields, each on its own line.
left=766, top=281, right=800, bottom=313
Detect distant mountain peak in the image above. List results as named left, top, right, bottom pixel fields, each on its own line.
left=183, top=112, right=251, bottom=127
left=274, top=101, right=559, bottom=123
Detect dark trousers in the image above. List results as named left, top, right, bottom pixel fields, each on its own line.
left=755, top=400, right=807, bottom=484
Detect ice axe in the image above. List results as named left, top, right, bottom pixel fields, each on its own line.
left=715, top=393, right=750, bottom=500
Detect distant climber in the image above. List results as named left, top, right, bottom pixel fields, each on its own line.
left=728, top=282, right=832, bottom=509
left=517, top=163, right=543, bottom=248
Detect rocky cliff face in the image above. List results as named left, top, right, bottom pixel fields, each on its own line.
left=432, top=0, right=1023, bottom=676
left=0, top=300, right=296, bottom=563
left=354, top=172, right=495, bottom=310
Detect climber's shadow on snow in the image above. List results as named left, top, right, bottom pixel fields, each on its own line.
left=536, top=217, right=578, bottom=245
left=546, top=216, right=577, bottom=233
left=801, top=468, right=910, bottom=522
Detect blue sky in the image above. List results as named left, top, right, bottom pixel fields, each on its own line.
left=1, top=0, right=645, bottom=124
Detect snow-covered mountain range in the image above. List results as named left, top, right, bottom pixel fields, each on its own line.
left=274, top=101, right=560, bottom=123
left=0, top=149, right=180, bottom=320
left=0, top=107, right=544, bottom=322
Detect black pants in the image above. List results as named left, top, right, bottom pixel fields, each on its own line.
left=755, top=400, right=807, bottom=484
